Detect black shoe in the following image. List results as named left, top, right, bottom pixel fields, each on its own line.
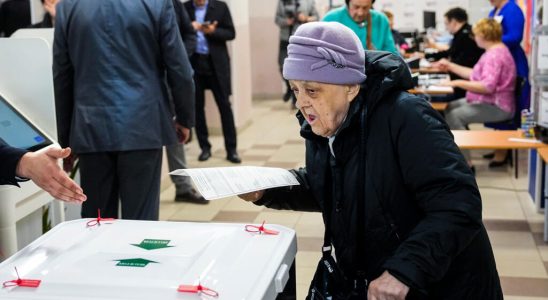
left=488, top=158, right=510, bottom=168
left=482, top=152, right=495, bottom=159
left=227, top=152, right=241, bottom=164
left=488, top=154, right=511, bottom=168
left=175, top=190, right=208, bottom=204
left=198, top=150, right=211, bottom=161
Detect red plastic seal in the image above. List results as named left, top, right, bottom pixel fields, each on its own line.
left=2, top=267, right=41, bottom=288
left=86, top=209, right=115, bottom=227
left=245, top=221, right=279, bottom=235
left=178, top=283, right=218, bottom=297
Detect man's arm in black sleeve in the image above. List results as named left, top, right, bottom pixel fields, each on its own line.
left=160, top=0, right=195, bottom=128
left=173, top=0, right=196, bottom=56
left=0, top=142, right=28, bottom=186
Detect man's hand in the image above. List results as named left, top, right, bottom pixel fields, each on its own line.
left=286, top=18, right=295, bottom=26
left=16, top=145, right=86, bottom=203
left=192, top=21, right=202, bottom=31
left=43, top=0, right=59, bottom=19
left=296, top=13, right=316, bottom=23
left=368, top=271, right=409, bottom=300
left=297, top=13, right=308, bottom=23
left=175, top=123, right=191, bottom=144
left=238, top=190, right=265, bottom=202
left=201, top=21, right=218, bottom=34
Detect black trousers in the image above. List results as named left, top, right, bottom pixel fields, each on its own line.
left=79, top=149, right=162, bottom=220
left=192, top=55, right=237, bottom=153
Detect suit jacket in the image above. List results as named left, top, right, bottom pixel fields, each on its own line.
left=184, top=0, right=235, bottom=96
left=173, top=0, right=197, bottom=56
left=0, top=141, right=27, bottom=186
left=53, top=0, right=195, bottom=153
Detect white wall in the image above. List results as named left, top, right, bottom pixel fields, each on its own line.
left=375, top=0, right=491, bottom=31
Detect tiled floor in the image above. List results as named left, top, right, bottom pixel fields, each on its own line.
left=159, top=99, right=548, bottom=299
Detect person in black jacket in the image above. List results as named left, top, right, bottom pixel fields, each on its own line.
left=240, top=22, right=502, bottom=299
left=422, top=7, right=484, bottom=101
left=0, top=0, right=30, bottom=37
left=184, top=0, right=241, bottom=164
left=0, top=141, right=86, bottom=203
left=166, top=0, right=206, bottom=204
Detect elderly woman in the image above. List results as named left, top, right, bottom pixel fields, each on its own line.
left=439, top=18, right=516, bottom=169
left=240, top=22, right=501, bottom=299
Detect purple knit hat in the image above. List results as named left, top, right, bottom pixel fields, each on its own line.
left=283, top=22, right=366, bottom=85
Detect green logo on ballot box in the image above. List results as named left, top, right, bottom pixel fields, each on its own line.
left=131, top=239, right=173, bottom=250
left=115, top=258, right=158, bottom=268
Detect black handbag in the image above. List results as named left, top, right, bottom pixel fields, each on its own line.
left=305, top=104, right=370, bottom=300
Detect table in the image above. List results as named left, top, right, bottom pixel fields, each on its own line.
left=451, top=130, right=545, bottom=150
left=0, top=219, right=297, bottom=300
left=452, top=130, right=548, bottom=179
left=410, top=67, right=444, bottom=74
left=431, top=102, right=448, bottom=111
left=408, top=86, right=454, bottom=95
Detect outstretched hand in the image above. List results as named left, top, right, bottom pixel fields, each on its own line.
left=16, top=145, right=87, bottom=203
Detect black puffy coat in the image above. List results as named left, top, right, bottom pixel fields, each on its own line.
left=256, top=51, right=502, bottom=299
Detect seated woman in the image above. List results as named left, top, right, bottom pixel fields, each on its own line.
left=439, top=18, right=516, bottom=170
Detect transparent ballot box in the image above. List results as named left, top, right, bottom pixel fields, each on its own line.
left=0, top=219, right=297, bottom=299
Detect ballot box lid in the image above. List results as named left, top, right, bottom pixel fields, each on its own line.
left=0, top=219, right=297, bottom=299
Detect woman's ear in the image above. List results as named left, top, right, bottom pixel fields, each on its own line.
left=346, top=84, right=360, bottom=102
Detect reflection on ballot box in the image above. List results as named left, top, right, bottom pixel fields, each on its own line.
left=0, top=219, right=297, bottom=299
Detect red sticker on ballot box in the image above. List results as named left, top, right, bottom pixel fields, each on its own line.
left=2, top=267, right=41, bottom=288
left=178, top=283, right=218, bottom=297
left=245, top=221, right=279, bottom=235
left=86, top=209, right=115, bottom=227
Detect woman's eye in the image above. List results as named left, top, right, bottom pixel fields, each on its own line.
left=306, top=89, right=317, bottom=96
left=291, top=88, right=299, bottom=94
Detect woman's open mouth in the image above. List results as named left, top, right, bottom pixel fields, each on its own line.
left=307, top=114, right=317, bottom=124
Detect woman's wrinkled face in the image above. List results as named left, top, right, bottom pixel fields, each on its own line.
left=289, top=80, right=359, bottom=137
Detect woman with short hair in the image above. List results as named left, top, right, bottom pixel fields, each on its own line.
left=440, top=18, right=516, bottom=170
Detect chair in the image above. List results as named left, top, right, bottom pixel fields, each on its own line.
left=484, top=76, right=526, bottom=178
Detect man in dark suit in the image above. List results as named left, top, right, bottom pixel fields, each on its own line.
left=184, top=0, right=241, bottom=164
left=0, top=141, right=86, bottom=203
left=53, top=0, right=195, bottom=220
left=166, top=0, right=207, bottom=204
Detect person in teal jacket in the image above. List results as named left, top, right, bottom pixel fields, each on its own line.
left=322, top=0, right=397, bottom=54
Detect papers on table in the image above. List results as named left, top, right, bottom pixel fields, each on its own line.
left=170, top=166, right=300, bottom=200
left=423, top=85, right=454, bottom=93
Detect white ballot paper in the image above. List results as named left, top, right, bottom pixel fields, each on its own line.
left=170, top=166, right=300, bottom=200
